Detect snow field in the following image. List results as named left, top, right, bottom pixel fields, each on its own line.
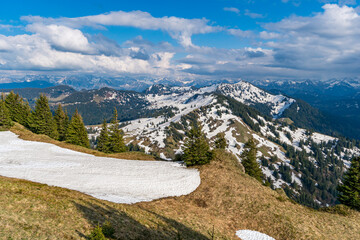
left=0, top=131, right=200, bottom=204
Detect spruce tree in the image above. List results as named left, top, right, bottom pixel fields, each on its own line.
left=97, top=119, right=110, bottom=153
left=337, top=157, right=360, bottom=210
left=4, top=91, right=31, bottom=127
left=30, top=94, right=58, bottom=139
left=241, top=138, right=263, bottom=181
left=65, top=109, right=90, bottom=148
left=0, top=98, right=13, bottom=130
left=108, top=108, right=127, bottom=153
left=182, top=124, right=213, bottom=166
left=54, top=104, right=69, bottom=141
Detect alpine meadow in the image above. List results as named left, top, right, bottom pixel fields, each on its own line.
left=1, top=1, right=360, bottom=240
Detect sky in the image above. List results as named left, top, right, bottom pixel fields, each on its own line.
left=0, top=0, right=360, bottom=82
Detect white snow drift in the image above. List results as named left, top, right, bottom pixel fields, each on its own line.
left=236, top=230, right=275, bottom=240
left=0, top=131, right=200, bottom=204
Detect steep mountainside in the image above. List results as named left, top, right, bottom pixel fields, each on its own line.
left=78, top=82, right=359, bottom=208
left=255, top=78, right=360, bottom=139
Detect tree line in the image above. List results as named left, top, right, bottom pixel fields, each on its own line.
left=0, top=91, right=89, bottom=147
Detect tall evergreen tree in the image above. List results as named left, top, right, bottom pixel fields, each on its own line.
left=30, top=94, right=58, bottom=139
left=337, top=157, right=360, bottom=210
left=97, top=119, right=110, bottom=153
left=65, top=109, right=90, bottom=148
left=4, top=91, right=31, bottom=127
left=54, top=104, right=69, bottom=141
left=182, top=124, right=213, bottom=166
left=108, top=108, right=127, bottom=153
left=241, top=138, right=263, bottom=181
left=0, top=98, right=13, bottom=130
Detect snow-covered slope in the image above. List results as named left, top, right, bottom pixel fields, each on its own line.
left=0, top=131, right=200, bottom=204
left=86, top=80, right=360, bottom=207
left=217, top=82, right=295, bottom=117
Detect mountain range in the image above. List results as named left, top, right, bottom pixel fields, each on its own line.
left=2, top=80, right=359, bottom=208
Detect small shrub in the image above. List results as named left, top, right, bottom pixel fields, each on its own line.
left=102, top=221, right=115, bottom=238
left=88, top=225, right=106, bottom=240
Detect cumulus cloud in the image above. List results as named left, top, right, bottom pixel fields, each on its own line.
left=0, top=30, right=175, bottom=76
left=264, top=4, right=360, bottom=76
left=26, top=23, right=94, bottom=53
left=22, top=10, right=220, bottom=48
left=2, top=4, right=360, bottom=81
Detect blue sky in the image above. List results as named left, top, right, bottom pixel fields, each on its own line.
left=0, top=0, right=360, bottom=81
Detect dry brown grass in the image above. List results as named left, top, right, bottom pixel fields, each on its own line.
left=139, top=150, right=360, bottom=240
left=1, top=126, right=360, bottom=239
left=10, top=123, right=155, bottom=161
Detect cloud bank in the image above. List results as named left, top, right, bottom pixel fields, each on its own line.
left=1, top=4, right=360, bottom=81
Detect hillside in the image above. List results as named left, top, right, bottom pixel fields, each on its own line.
left=255, top=78, right=360, bottom=139
left=87, top=86, right=360, bottom=208
left=3, top=81, right=360, bottom=208
left=1, top=141, right=360, bottom=239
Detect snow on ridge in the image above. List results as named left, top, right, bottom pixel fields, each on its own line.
left=217, top=81, right=295, bottom=117
left=0, top=131, right=200, bottom=204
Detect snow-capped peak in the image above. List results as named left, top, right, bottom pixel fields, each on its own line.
left=216, top=81, right=295, bottom=117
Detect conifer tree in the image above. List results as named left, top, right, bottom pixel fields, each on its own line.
left=182, top=124, right=213, bottom=166
left=108, top=108, right=127, bottom=153
left=30, top=94, right=58, bottom=139
left=4, top=91, right=31, bottom=127
left=337, top=157, right=360, bottom=210
left=241, top=138, right=263, bottom=181
left=54, top=104, right=69, bottom=141
left=97, top=119, right=110, bottom=153
left=0, top=98, right=13, bottom=130
left=214, top=132, right=227, bottom=149
left=65, top=109, right=90, bottom=148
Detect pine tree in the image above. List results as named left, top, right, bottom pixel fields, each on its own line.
left=241, top=138, right=263, bottom=181
left=54, top=104, right=69, bottom=141
left=182, top=124, right=213, bottom=166
left=4, top=91, right=31, bottom=127
left=97, top=119, right=110, bottom=153
left=0, top=98, right=13, bottom=130
left=30, top=94, right=58, bottom=139
left=214, top=132, right=227, bottom=149
left=337, top=157, right=360, bottom=210
left=108, top=108, right=127, bottom=153
left=65, top=109, right=90, bottom=148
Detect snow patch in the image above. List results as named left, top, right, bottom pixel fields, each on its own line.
left=236, top=230, right=275, bottom=240
left=0, top=131, right=200, bottom=204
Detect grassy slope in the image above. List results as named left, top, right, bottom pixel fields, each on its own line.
left=1, top=126, right=360, bottom=239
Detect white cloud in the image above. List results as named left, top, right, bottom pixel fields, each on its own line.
left=2, top=4, right=360, bottom=81
left=228, top=28, right=254, bottom=38
left=26, top=23, right=94, bottom=53
left=0, top=30, right=175, bottom=76
left=23, top=10, right=220, bottom=48
left=244, top=10, right=265, bottom=19
left=260, top=31, right=281, bottom=39
left=263, top=4, right=360, bottom=76
left=224, top=7, right=240, bottom=14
